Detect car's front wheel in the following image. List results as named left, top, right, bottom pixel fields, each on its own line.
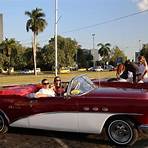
left=106, top=118, right=138, bottom=146
left=0, top=115, right=8, bottom=134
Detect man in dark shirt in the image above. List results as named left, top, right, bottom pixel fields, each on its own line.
left=120, top=60, right=139, bottom=83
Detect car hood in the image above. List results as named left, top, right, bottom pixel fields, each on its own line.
left=85, top=87, right=148, bottom=100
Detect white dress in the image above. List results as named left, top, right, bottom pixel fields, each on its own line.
left=139, top=64, right=148, bottom=79
left=37, top=88, right=55, bottom=97
left=138, top=63, right=148, bottom=82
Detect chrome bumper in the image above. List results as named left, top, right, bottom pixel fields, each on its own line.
left=139, top=125, right=148, bottom=133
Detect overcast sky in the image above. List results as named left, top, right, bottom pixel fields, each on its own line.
left=1, top=0, right=148, bottom=59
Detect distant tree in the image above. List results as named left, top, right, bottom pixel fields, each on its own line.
left=46, top=36, right=78, bottom=71
left=0, top=38, right=18, bottom=74
left=22, top=47, right=34, bottom=69
left=140, top=44, right=148, bottom=62
left=109, top=46, right=127, bottom=66
left=0, top=38, right=27, bottom=72
left=77, top=48, right=93, bottom=68
left=25, top=8, right=47, bottom=75
left=38, top=44, right=55, bottom=71
left=97, top=43, right=111, bottom=65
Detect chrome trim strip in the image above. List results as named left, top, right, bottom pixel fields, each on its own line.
left=139, top=124, right=148, bottom=132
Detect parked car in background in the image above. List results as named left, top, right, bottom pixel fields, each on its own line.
left=20, top=68, right=41, bottom=74
left=20, top=69, right=32, bottom=74
left=60, top=67, right=70, bottom=73
left=78, top=68, right=87, bottom=71
left=88, top=66, right=103, bottom=72
left=104, top=65, right=115, bottom=71
left=0, top=75, right=147, bottom=146
left=36, top=68, right=41, bottom=73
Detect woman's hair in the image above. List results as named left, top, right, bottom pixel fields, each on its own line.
left=116, top=64, right=125, bottom=77
left=41, top=79, right=48, bottom=84
left=138, top=55, right=147, bottom=66
left=54, top=76, right=61, bottom=83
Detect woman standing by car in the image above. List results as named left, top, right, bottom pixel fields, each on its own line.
left=138, top=55, right=148, bottom=82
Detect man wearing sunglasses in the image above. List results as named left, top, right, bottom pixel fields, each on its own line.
left=35, top=79, right=55, bottom=98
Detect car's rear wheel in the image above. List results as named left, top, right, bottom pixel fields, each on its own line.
left=106, top=118, right=138, bottom=146
left=0, top=115, right=8, bottom=134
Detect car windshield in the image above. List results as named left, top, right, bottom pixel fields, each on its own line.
left=67, top=75, right=95, bottom=96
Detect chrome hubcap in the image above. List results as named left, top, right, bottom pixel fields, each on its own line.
left=108, top=120, right=132, bottom=144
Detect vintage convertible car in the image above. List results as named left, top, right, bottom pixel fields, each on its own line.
left=0, top=75, right=147, bottom=146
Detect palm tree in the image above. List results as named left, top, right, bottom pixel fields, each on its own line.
left=97, top=43, right=111, bottom=65
left=25, top=8, right=47, bottom=75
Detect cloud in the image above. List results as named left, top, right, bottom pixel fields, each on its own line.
left=133, top=0, right=148, bottom=11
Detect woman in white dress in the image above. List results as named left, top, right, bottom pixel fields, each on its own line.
left=35, top=79, right=55, bottom=98
left=138, top=56, right=148, bottom=82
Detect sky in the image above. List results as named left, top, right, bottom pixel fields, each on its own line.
left=0, top=0, right=148, bottom=59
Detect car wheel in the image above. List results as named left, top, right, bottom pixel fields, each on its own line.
left=106, top=118, right=138, bottom=146
left=0, top=115, right=8, bottom=134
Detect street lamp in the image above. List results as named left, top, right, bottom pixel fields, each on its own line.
left=92, top=34, right=95, bottom=67
left=55, top=0, right=58, bottom=76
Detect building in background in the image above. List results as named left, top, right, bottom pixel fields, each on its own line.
left=0, top=14, right=3, bottom=43
left=91, top=49, right=101, bottom=66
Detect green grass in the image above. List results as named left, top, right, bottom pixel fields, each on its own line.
left=0, top=71, right=116, bottom=85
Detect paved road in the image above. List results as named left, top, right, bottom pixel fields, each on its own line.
left=0, top=128, right=147, bottom=148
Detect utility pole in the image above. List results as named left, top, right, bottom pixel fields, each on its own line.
left=55, top=0, right=58, bottom=76
left=139, top=40, right=142, bottom=52
left=92, top=34, right=95, bottom=67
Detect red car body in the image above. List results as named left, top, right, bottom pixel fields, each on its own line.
left=92, top=78, right=148, bottom=89
left=0, top=75, right=148, bottom=146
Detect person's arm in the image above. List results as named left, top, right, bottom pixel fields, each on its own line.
left=35, top=93, right=49, bottom=98
left=139, top=63, right=148, bottom=81
left=141, top=69, right=148, bottom=79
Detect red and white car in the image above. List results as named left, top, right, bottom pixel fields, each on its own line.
left=0, top=75, right=148, bottom=146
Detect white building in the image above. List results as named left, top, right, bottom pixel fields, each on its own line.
left=91, top=49, right=102, bottom=66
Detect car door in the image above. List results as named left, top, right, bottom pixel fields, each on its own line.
left=28, top=96, right=79, bottom=132
left=10, top=96, right=33, bottom=128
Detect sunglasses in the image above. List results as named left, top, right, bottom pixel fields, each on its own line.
left=43, top=82, right=49, bottom=85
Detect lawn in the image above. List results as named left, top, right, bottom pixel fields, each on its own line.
left=0, top=71, right=116, bottom=85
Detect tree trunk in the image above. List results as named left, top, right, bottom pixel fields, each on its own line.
left=33, top=32, right=37, bottom=76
